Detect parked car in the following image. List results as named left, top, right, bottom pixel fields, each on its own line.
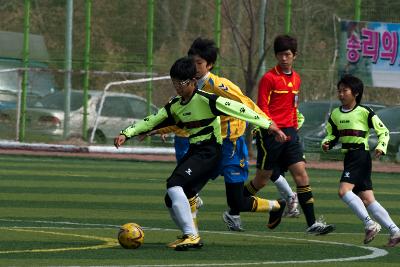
left=0, top=90, right=160, bottom=144
left=298, top=100, right=340, bottom=137
left=0, top=31, right=56, bottom=109
left=302, top=102, right=387, bottom=153
left=0, top=59, right=57, bottom=110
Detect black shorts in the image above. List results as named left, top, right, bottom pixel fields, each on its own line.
left=166, top=139, right=221, bottom=198
left=340, top=149, right=372, bottom=194
left=255, top=127, right=304, bottom=171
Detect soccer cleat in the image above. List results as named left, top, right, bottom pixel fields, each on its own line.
left=363, top=221, right=381, bottom=244
left=174, top=234, right=203, bottom=251
left=386, top=231, right=400, bottom=247
left=222, top=211, right=244, bottom=231
left=267, top=199, right=286, bottom=229
left=283, top=193, right=300, bottom=218
left=166, top=235, right=185, bottom=248
left=306, top=216, right=336, bottom=235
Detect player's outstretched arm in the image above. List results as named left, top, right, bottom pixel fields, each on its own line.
left=214, top=95, right=287, bottom=142
left=115, top=107, right=174, bottom=148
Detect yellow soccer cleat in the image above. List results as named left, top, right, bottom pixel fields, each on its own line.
left=166, top=235, right=185, bottom=248
left=174, top=234, right=203, bottom=251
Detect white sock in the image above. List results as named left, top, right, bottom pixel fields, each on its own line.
left=367, top=200, right=400, bottom=235
left=167, top=186, right=197, bottom=235
left=274, top=175, right=294, bottom=200
left=168, top=208, right=180, bottom=228
left=269, top=200, right=278, bottom=211
left=342, top=191, right=373, bottom=227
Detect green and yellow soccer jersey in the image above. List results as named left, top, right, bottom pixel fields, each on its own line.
left=121, top=90, right=273, bottom=145
left=296, top=109, right=305, bottom=129
left=322, top=105, right=389, bottom=154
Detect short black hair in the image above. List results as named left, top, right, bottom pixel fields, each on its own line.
left=274, top=35, right=297, bottom=55
left=169, top=56, right=197, bottom=81
left=337, top=74, right=364, bottom=104
left=187, top=37, right=218, bottom=67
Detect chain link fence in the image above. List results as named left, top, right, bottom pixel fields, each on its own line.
left=0, top=0, right=399, bottom=160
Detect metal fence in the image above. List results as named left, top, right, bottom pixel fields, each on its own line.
left=0, top=0, right=399, bottom=148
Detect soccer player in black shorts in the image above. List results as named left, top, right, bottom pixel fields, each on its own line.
left=114, top=56, right=287, bottom=251
left=322, top=74, right=400, bottom=246
left=246, top=35, right=335, bottom=234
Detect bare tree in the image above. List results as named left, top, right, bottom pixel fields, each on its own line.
left=221, top=0, right=270, bottom=157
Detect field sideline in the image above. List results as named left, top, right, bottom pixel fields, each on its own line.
left=0, top=153, right=399, bottom=266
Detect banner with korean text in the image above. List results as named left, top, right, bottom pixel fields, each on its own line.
left=338, top=20, right=400, bottom=89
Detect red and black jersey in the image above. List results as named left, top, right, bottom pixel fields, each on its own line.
left=257, top=65, right=301, bottom=128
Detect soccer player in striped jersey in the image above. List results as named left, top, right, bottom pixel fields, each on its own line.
left=187, top=37, right=297, bottom=231
left=322, top=74, right=400, bottom=246
left=114, top=56, right=287, bottom=250
left=149, top=38, right=295, bottom=232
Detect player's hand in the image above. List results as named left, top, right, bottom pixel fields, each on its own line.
left=322, top=142, right=330, bottom=152
left=268, top=123, right=288, bottom=143
left=275, top=130, right=288, bottom=143
left=114, top=134, right=126, bottom=148
left=160, top=134, right=168, bottom=143
left=375, top=149, right=383, bottom=159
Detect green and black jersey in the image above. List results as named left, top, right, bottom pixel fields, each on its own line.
left=121, top=90, right=273, bottom=145
left=322, top=104, right=389, bottom=154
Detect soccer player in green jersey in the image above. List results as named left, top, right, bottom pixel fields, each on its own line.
left=114, top=56, right=287, bottom=251
left=322, top=74, right=400, bottom=247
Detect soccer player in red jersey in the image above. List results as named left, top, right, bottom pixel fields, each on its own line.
left=246, top=35, right=335, bottom=234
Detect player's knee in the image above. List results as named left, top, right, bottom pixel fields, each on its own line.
left=361, top=196, right=375, bottom=207
left=338, top=185, right=353, bottom=198
left=362, top=199, right=372, bottom=206
left=338, top=189, right=347, bottom=198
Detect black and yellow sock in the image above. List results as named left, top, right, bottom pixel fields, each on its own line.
left=297, top=185, right=315, bottom=227
left=244, top=180, right=258, bottom=197
left=188, top=196, right=198, bottom=231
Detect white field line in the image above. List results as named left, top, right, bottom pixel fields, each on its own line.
left=0, top=218, right=389, bottom=266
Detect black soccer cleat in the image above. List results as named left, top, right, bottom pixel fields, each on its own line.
left=267, top=198, right=286, bottom=229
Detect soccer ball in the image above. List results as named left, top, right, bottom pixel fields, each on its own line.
left=117, top=222, right=144, bottom=249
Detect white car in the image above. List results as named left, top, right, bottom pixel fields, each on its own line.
left=0, top=90, right=159, bottom=144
